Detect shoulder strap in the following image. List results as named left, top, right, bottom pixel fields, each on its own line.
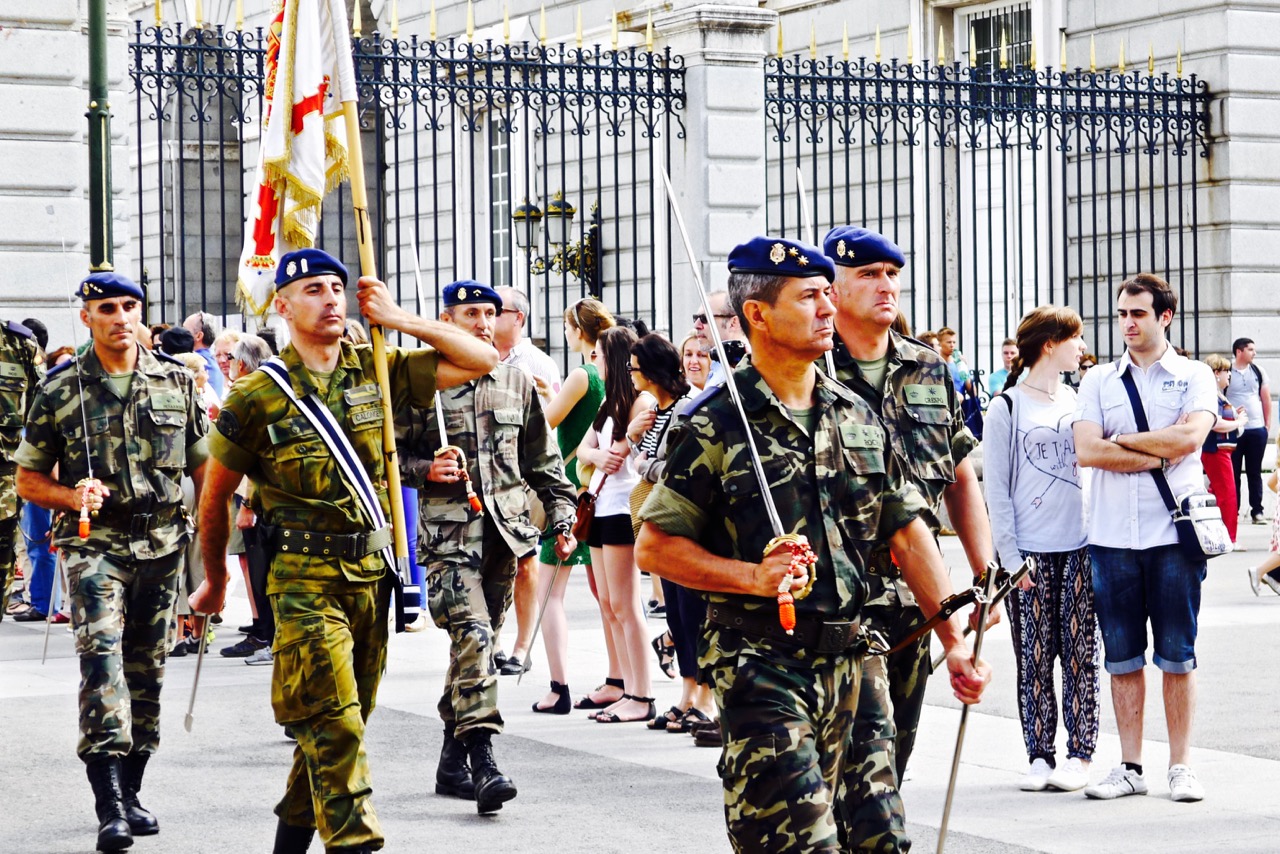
left=258, top=359, right=395, bottom=572
left=1252, top=363, right=1263, bottom=387
left=1117, top=367, right=1178, bottom=513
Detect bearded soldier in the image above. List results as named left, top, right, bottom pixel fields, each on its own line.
left=190, top=248, right=497, bottom=854
left=636, top=236, right=991, bottom=854
left=16, top=272, right=209, bottom=852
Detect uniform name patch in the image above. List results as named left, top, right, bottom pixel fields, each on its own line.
left=351, top=406, right=384, bottom=426
left=904, top=384, right=947, bottom=406
left=840, top=423, right=884, bottom=450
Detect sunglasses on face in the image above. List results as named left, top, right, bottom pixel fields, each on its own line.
left=692, top=312, right=734, bottom=325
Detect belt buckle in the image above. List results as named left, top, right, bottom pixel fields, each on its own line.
left=347, top=532, right=366, bottom=559
left=130, top=513, right=152, bottom=537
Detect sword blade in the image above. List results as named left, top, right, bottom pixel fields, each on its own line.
left=41, top=554, right=64, bottom=665
left=184, top=615, right=210, bottom=733
left=520, top=554, right=566, bottom=687
left=936, top=560, right=1000, bottom=853
left=658, top=168, right=784, bottom=539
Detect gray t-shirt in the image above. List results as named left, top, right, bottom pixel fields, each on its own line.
left=1225, top=363, right=1268, bottom=426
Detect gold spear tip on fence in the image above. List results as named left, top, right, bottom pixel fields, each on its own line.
left=1148, top=41, right=1155, bottom=74
left=575, top=6, right=582, bottom=48
left=1090, top=34, right=1096, bottom=72
left=937, top=25, right=945, bottom=64
left=1030, top=34, right=1037, bottom=68
left=1060, top=29, right=1067, bottom=71
left=466, top=0, right=474, bottom=41
left=809, top=21, right=817, bottom=60
left=154, top=0, right=161, bottom=27
left=907, top=23, right=914, bottom=64
left=539, top=5, right=546, bottom=47
left=968, top=25, right=976, bottom=66
left=875, top=25, right=881, bottom=62
left=391, top=0, right=400, bottom=38
left=194, top=0, right=203, bottom=27
left=1118, top=39, right=1126, bottom=73
left=1177, top=42, right=1183, bottom=76
left=503, top=2, right=510, bottom=44
left=777, top=19, right=784, bottom=59
left=646, top=10, right=653, bottom=51
left=430, top=0, right=437, bottom=40
left=235, top=0, right=243, bottom=31
left=842, top=23, right=849, bottom=61
left=1000, top=29, right=1008, bottom=69
left=351, top=0, right=361, bottom=36
left=611, top=8, right=618, bottom=50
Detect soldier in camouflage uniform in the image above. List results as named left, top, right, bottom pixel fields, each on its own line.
left=15, top=272, right=209, bottom=853
left=0, top=318, right=42, bottom=618
left=823, top=226, right=996, bottom=852
left=398, top=280, right=578, bottom=815
left=189, top=248, right=497, bottom=854
left=636, top=237, right=990, bottom=854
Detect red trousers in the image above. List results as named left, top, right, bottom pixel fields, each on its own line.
left=1203, top=448, right=1239, bottom=542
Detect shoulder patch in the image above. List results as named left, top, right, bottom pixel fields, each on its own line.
left=216, top=409, right=241, bottom=442
left=4, top=320, right=34, bottom=340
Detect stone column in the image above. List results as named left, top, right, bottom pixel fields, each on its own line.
left=655, top=1, right=776, bottom=329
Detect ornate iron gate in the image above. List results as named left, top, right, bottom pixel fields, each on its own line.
left=765, top=50, right=1211, bottom=393
left=129, top=21, right=684, bottom=363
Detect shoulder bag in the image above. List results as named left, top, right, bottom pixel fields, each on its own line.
left=572, top=472, right=608, bottom=543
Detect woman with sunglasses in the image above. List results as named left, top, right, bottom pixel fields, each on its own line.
left=531, top=299, right=614, bottom=714
left=575, top=325, right=656, bottom=723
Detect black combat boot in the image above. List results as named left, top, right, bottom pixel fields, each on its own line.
left=435, top=724, right=476, bottom=800
left=466, top=730, right=517, bottom=815
left=119, top=752, right=159, bottom=835
left=85, top=757, right=134, bottom=851
left=272, top=817, right=316, bottom=854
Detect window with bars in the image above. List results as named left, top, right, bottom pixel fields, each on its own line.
left=489, top=124, right=512, bottom=288
left=963, top=1, right=1033, bottom=69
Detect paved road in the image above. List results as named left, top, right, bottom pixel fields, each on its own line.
left=3, top=500, right=1278, bottom=853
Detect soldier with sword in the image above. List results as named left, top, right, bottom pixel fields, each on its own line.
left=635, top=189, right=992, bottom=852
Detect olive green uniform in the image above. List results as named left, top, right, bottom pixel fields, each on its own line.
left=15, top=345, right=208, bottom=760
left=400, top=363, right=576, bottom=738
left=0, top=320, right=42, bottom=616
left=209, top=341, right=438, bottom=851
left=639, top=362, right=925, bottom=854
left=830, top=332, right=978, bottom=852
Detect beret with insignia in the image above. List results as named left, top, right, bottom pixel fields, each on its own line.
left=442, top=279, right=502, bottom=310
left=822, top=225, right=907, bottom=269
left=727, top=236, right=834, bottom=283
left=77, top=272, right=144, bottom=302
left=276, top=248, right=349, bottom=289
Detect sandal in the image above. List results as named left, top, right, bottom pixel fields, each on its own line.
left=667, top=707, right=711, bottom=734
left=533, top=681, right=572, bottom=715
left=650, top=632, right=676, bottom=680
left=596, top=695, right=657, bottom=724
left=648, top=705, right=685, bottom=731
left=574, top=677, right=625, bottom=710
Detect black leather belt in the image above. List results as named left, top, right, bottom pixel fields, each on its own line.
left=706, top=603, right=864, bottom=655
left=266, top=524, right=391, bottom=559
left=95, top=502, right=183, bottom=538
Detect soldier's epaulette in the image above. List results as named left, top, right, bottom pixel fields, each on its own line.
left=684, top=382, right=727, bottom=415
left=152, top=350, right=184, bottom=366
left=43, top=359, right=75, bottom=381
left=3, top=320, right=34, bottom=340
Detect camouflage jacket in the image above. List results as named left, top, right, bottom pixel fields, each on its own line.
left=0, top=320, right=43, bottom=518
left=639, top=359, right=926, bottom=664
left=399, top=363, right=576, bottom=556
left=16, top=345, right=209, bottom=560
left=831, top=332, right=978, bottom=572
left=208, top=340, right=438, bottom=593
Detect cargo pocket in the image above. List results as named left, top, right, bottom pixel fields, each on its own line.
left=271, top=614, right=341, bottom=725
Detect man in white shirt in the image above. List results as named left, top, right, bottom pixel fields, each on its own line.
left=1073, top=273, right=1217, bottom=804
left=1226, top=337, right=1272, bottom=525
left=494, top=287, right=562, bottom=399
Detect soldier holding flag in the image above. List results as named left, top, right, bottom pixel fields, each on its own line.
left=636, top=236, right=991, bottom=853
left=190, top=249, right=497, bottom=854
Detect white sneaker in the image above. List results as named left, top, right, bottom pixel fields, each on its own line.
left=1248, top=566, right=1262, bottom=597
left=1047, top=757, right=1090, bottom=792
left=1168, top=764, right=1205, bottom=802
left=244, top=647, right=274, bottom=666
left=1084, top=765, right=1148, bottom=799
left=1019, top=757, right=1054, bottom=791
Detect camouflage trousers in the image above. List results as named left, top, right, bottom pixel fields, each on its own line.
left=63, top=546, right=182, bottom=761
left=424, top=513, right=516, bottom=739
left=710, top=649, right=861, bottom=854
left=0, top=512, right=19, bottom=618
left=270, top=585, right=387, bottom=851
left=838, top=596, right=930, bottom=853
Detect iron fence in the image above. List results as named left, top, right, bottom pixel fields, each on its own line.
left=766, top=53, right=1211, bottom=390
left=129, top=21, right=685, bottom=363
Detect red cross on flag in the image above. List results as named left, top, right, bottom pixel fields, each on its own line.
left=237, top=0, right=358, bottom=331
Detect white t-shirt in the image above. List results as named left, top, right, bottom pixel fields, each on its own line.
left=1225, top=362, right=1269, bottom=426
left=502, top=339, right=562, bottom=393
left=983, top=387, right=1087, bottom=569
left=1073, top=347, right=1217, bottom=549
left=589, top=417, right=640, bottom=517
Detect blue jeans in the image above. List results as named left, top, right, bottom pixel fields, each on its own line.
left=1090, top=543, right=1206, bottom=675
left=21, top=503, right=57, bottom=616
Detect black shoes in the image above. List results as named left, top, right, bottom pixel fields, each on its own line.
left=85, top=757, right=133, bottom=851
left=532, top=681, right=571, bottom=714
left=498, top=655, right=530, bottom=676
left=119, top=753, right=158, bottom=836
left=467, top=731, right=517, bottom=814
left=221, top=635, right=268, bottom=658
left=13, top=607, right=47, bottom=622
left=272, top=818, right=316, bottom=854
left=435, top=724, right=476, bottom=800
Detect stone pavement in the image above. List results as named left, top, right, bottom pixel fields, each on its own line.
left=3, top=498, right=1279, bottom=853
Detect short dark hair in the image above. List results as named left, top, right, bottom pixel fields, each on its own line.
left=1232, top=337, right=1254, bottom=355
left=1117, top=273, right=1177, bottom=320
left=21, top=318, right=48, bottom=351
left=727, top=272, right=788, bottom=340
left=632, top=333, right=690, bottom=400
